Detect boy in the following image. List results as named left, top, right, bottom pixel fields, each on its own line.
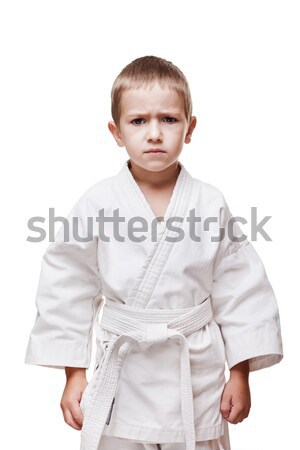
left=25, top=56, right=283, bottom=450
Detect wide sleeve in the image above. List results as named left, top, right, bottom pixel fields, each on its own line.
left=24, top=194, right=103, bottom=369
left=210, top=197, right=283, bottom=372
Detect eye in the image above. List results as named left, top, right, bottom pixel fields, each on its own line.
left=131, top=118, right=145, bottom=125
left=163, top=117, right=177, bottom=123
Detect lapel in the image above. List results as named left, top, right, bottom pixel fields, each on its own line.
left=116, top=159, right=193, bottom=309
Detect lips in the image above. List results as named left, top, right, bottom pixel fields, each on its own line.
left=144, top=149, right=166, bottom=153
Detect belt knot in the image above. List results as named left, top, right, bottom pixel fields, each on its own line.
left=139, top=322, right=169, bottom=350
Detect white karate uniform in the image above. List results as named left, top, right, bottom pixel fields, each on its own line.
left=24, top=160, right=283, bottom=450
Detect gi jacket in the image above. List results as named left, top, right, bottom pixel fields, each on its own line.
left=25, top=160, right=283, bottom=446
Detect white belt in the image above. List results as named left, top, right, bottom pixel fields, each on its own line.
left=80, top=296, right=213, bottom=450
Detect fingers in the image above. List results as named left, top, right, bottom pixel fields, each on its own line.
left=70, top=400, right=84, bottom=427
left=221, top=375, right=251, bottom=425
left=220, top=389, right=232, bottom=419
left=225, top=402, right=251, bottom=424
left=61, top=399, right=83, bottom=430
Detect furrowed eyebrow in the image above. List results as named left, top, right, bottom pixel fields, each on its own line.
left=126, top=111, right=182, bottom=118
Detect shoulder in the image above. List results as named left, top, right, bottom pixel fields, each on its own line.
left=66, top=172, right=118, bottom=216
left=80, top=174, right=117, bottom=201
left=189, top=174, right=228, bottom=209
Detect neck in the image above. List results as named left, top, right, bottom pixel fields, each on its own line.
left=128, top=160, right=181, bottom=187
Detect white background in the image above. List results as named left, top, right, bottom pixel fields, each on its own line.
left=0, top=1, right=299, bottom=449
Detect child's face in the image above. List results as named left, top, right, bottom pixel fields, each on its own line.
left=108, top=82, right=196, bottom=173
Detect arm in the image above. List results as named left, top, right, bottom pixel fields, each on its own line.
left=211, top=198, right=283, bottom=372
left=25, top=193, right=103, bottom=368
left=24, top=192, right=103, bottom=428
left=210, top=196, right=283, bottom=422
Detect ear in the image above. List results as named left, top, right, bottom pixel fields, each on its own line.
left=185, top=116, right=197, bottom=144
left=108, top=121, right=125, bottom=147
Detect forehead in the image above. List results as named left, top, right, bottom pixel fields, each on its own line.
left=120, top=82, right=185, bottom=116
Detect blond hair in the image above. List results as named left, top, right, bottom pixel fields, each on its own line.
left=111, top=55, right=193, bottom=128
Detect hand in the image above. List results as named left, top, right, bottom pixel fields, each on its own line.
left=60, top=367, right=88, bottom=430
left=220, top=361, right=251, bottom=424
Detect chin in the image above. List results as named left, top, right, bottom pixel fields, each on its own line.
left=130, top=158, right=164, bottom=169
left=144, top=161, right=174, bottom=172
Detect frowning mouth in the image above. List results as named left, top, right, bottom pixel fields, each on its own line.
left=144, top=149, right=167, bottom=153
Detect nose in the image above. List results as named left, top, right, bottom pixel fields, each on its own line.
left=147, top=120, right=162, bottom=142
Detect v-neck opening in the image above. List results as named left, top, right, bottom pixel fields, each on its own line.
left=124, top=159, right=186, bottom=223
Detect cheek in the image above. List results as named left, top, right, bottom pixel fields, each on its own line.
left=123, top=133, right=143, bottom=151
left=168, top=128, right=186, bottom=143
left=126, top=133, right=141, bottom=146
left=126, top=127, right=142, bottom=139
left=120, top=129, right=137, bottom=144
